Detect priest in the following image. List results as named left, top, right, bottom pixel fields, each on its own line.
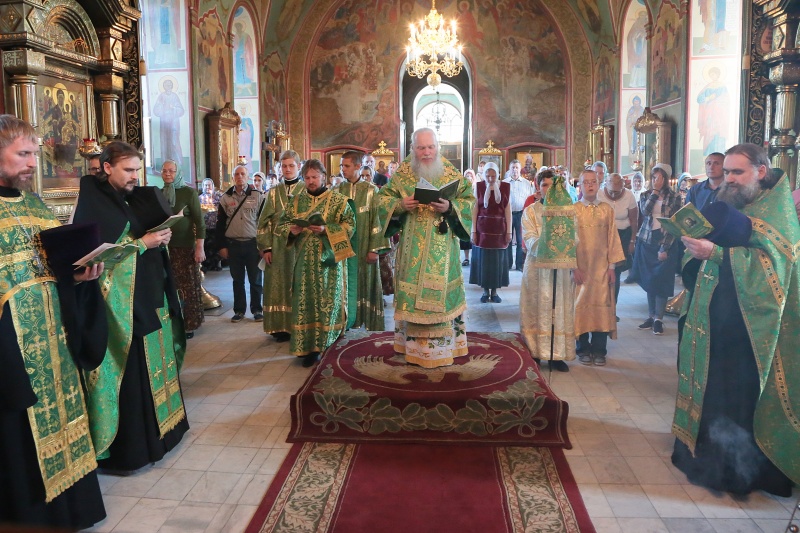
left=0, top=114, right=107, bottom=528
left=276, top=159, right=355, bottom=367
left=73, top=141, right=189, bottom=472
left=377, top=128, right=474, bottom=368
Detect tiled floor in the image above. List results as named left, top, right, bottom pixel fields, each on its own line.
left=85, top=266, right=798, bottom=533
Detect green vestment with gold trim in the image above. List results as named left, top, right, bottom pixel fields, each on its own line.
left=673, top=176, right=800, bottom=485
left=257, top=180, right=306, bottom=334
left=333, top=179, right=389, bottom=331
left=0, top=192, right=98, bottom=502
left=376, top=158, right=474, bottom=368
left=276, top=188, right=355, bottom=356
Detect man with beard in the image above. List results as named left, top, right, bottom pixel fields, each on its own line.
left=276, top=159, right=355, bottom=367
left=258, top=150, right=305, bottom=341
left=672, top=143, right=800, bottom=495
left=73, top=141, right=189, bottom=473
left=0, top=115, right=106, bottom=528
left=377, top=128, right=474, bottom=368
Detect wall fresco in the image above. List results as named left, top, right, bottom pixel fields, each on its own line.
left=307, top=0, right=568, bottom=150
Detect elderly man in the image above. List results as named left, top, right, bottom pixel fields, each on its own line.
left=504, top=159, right=536, bottom=271
left=377, top=128, right=474, bottom=368
left=0, top=115, right=106, bottom=528
left=217, top=164, right=265, bottom=322
left=672, top=144, right=800, bottom=496
left=258, top=149, right=305, bottom=340
left=597, top=172, right=638, bottom=304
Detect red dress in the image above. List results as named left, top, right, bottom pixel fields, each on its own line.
left=474, top=181, right=510, bottom=249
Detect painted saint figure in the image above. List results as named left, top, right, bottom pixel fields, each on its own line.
left=152, top=79, right=185, bottom=168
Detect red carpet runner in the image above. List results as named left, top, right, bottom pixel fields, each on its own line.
left=288, top=331, right=571, bottom=447
left=245, top=442, right=595, bottom=533
left=247, top=332, right=594, bottom=532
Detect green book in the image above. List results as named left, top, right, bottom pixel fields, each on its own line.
left=657, top=202, right=714, bottom=239
left=73, top=242, right=139, bottom=269
left=291, top=212, right=325, bottom=227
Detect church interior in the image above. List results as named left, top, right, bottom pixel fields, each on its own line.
left=1, top=0, right=799, bottom=531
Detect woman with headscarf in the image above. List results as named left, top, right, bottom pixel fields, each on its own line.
left=252, top=171, right=268, bottom=193
left=629, top=163, right=682, bottom=335
left=161, top=160, right=206, bottom=338
left=469, top=162, right=511, bottom=302
left=630, top=171, right=645, bottom=202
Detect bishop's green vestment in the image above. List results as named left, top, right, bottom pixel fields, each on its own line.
left=377, top=158, right=474, bottom=368
left=257, top=180, right=306, bottom=334
left=333, top=178, right=389, bottom=331
left=276, top=188, right=355, bottom=357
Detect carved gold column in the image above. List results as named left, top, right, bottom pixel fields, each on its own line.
left=94, top=27, right=127, bottom=143
left=756, top=0, right=800, bottom=189
left=2, top=49, right=46, bottom=126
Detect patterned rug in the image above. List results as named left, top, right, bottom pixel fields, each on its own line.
left=288, top=331, right=571, bottom=447
left=245, top=441, right=595, bottom=533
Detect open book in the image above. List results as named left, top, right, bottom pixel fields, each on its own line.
left=413, top=177, right=460, bottom=204
left=73, top=242, right=139, bottom=269
left=291, top=212, right=326, bottom=227
left=147, top=213, right=184, bottom=233
left=657, top=202, right=714, bottom=239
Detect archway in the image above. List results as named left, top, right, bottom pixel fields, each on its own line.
left=402, top=68, right=471, bottom=170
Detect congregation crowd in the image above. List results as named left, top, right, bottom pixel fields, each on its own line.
left=1, top=115, right=798, bottom=530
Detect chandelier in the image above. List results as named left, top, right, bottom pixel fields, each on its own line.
left=406, top=0, right=463, bottom=88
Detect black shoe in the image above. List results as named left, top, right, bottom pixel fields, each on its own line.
left=490, top=294, right=502, bottom=303
left=653, top=319, right=664, bottom=335
left=616, top=316, right=620, bottom=322
left=185, top=331, right=194, bottom=339
left=578, top=353, right=593, bottom=365
left=623, top=276, right=635, bottom=284
left=480, top=293, right=489, bottom=303
left=638, top=317, right=654, bottom=330
left=274, top=332, right=291, bottom=342
left=302, top=352, right=320, bottom=367
left=533, top=359, right=542, bottom=367
left=549, top=360, right=569, bottom=372
left=515, top=267, right=524, bottom=272
left=253, top=312, right=263, bottom=321
left=231, top=313, right=244, bottom=323
left=594, top=354, right=607, bottom=366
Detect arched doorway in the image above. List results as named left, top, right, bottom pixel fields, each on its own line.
left=401, top=67, right=470, bottom=171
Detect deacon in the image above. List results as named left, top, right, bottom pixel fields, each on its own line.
left=573, top=169, right=625, bottom=367
left=377, top=128, right=474, bottom=368
left=672, top=144, right=799, bottom=495
left=520, top=170, right=576, bottom=372
left=335, top=150, right=388, bottom=330
left=276, top=159, right=355, bottom=367
left=258, top=149, right=305, bottom=341
left=0, top=115, right=107, bottom=528
left=73, top=141, right=189, bottom=472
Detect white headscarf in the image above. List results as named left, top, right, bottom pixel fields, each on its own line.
left=482, top=162, right=501, bottom=208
